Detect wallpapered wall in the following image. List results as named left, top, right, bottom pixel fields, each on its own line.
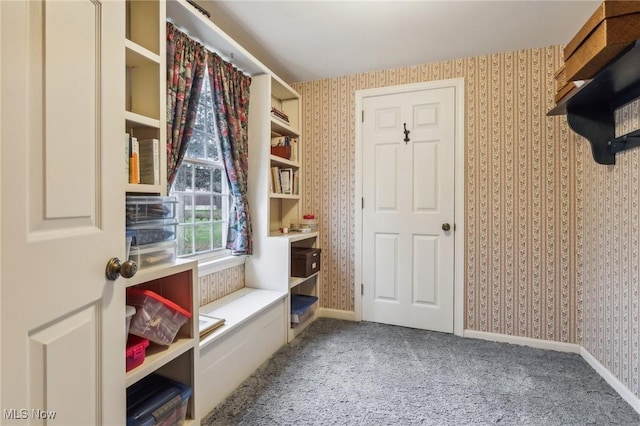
left=291, top=45, right=579, bottom=343
left=199, top=263, right=245, bottom=306
left=578, top=139, right=640, bottom=398
left=200, top=44, right=639, bottom=399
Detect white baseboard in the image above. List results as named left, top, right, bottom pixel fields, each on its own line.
left=463, top=329, right=580, bottom=353
left=317, top=308, right=356, bottom=322
left=580, top=347, right=640, bottom=416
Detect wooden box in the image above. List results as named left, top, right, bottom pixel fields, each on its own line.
left=291, top=247, right=321, bottom=278
left=270, top=145, right=291, bottom=160
left=564, top=1, right=640, bottom=81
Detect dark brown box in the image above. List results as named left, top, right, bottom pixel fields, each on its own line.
left=291, top=247, right=321, bottom=278
left=564, top=1, right=640, bottom=81
left=271, top=145, right=291, bottom=160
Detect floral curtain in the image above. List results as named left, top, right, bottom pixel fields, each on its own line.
left=166, top=22, right=207, bottom=187
left=208, top=53, right=253, bottom=255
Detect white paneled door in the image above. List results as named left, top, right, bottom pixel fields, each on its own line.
left=361, top=84, right=456, bottom=333
left=1, top=1, right=125, bottom=424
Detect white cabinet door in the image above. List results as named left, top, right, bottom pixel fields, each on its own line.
left=1, top=1, right=125, bottom=424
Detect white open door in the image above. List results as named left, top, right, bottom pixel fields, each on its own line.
left=1, top=1, right=125, bottom=424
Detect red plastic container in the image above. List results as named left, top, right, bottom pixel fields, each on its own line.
left=126, top=335, right=149, bottom=372
left=127, top=288, right=192, bottom=346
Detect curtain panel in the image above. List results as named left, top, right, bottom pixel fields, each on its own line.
left=166, top=22, right=207, bottom=187
left=208, top=53, right=253, bottom=255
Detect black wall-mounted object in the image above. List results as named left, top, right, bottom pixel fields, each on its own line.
left=548, top=40, right=640, bottom=165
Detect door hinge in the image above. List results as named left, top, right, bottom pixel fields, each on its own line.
left=361, top=283, right=364, bottom=295
left=361, top=197, right=364, bottom=209
left=361, top=110, right=364, bottom=123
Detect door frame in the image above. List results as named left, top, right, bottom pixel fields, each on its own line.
left=354, top=78, right=465, bottom=336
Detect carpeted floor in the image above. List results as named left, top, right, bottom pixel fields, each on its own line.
left=201, top=318, right=640, bottom=425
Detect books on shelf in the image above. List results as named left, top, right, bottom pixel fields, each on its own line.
left=270, top=166, right=298, bottom=195
left=128, top=134, right=139, bottom=184
left=270, top=106, right=289, bottom=123
left=138, top=139, right=160, bottom=185
left=199, top=314, right=225, bottom=339
left=280, top=168, right=293, bottom=194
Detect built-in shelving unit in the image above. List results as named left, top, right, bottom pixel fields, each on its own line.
left=123, top=1, right=199, bottom=424
left=548, top=40, right=640, bottom=165
left=124, top=259, right=199, bottom=424
left=125, top=0, right=167, bottom=194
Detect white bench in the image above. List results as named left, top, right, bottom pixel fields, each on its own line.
left=196, top=288, right=287, bottom=419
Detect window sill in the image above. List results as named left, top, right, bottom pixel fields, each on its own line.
left=197, top=253, right=246, bottom=277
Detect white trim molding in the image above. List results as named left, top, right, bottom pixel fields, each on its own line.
left=580, top=347, right=640, bottom=415
left=198, top=254, right=246, bottom=277
left=317, top=308, right=357, bottom=322
left=463, top=329, right=580, bottom=354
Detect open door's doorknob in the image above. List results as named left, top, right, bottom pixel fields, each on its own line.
left=105, top=257, right=138, bottom=280
left=442, top=223, right=451, bottom=231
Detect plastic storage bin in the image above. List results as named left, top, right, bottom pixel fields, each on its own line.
left=126, top=335, right=149, bottom=372
left=127, top=219, right=178, bottom=246
left=290, top=294, right=318, bottom=327
left=126, top=288, right=192, bottom=346
left=126, top=230, right=136, bottom=260
left=126, top=196, right=177, bottom=224
left=128, top=240, right=177, bottom=269
left=127, top=374, right=192, bottom=426
left=126, top=305, right=136, bottom=337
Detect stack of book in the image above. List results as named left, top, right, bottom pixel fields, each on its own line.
left=270, top=107, right=289, bottom=124
left=126, top=134, right=161, bottom=185
left=270, top=167, right=298, bottom=195
left=199, top=314, right=225, bottom=339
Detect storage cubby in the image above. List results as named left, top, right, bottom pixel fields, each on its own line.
left=287, top=234, right=320, bottom=340
left=125, top=0, right=166, bottom=195
left=124, top=260, right=199, bottom=424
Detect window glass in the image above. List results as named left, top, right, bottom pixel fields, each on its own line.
left=170, top=69, right=229, bottom=257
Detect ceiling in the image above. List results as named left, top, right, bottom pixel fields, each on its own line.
left=197, top=0, right=601, bottom=83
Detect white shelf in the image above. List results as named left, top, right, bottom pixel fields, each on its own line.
left=290, top=271, right=319, bottom=289
left=270, top=193, right=300, bottom=200
left=198, top=288, right=287, bottom=350
left=125, top=39, right=161, bottom=65
left=125, top=337, right=195, bottom=387
left=268, top=231, right=319, bottom=241
left=125, top=110, right=161, bottom=130
left=270, top=116, right=299, bottom=137
left=123, top=258, right=197, bottom=288
left=126, top=183, right=164, bottom=194
left=269, top=155, right=300, bottom=168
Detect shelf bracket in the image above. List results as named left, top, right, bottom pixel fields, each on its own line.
left=566, top=107, right=615, bottom=165
left=609, top=135, right=640, bottom=154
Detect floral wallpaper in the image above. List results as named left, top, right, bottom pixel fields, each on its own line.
left=199, top=44, right=639, bottom=401
left=199, top=263, right=245, bottom=306
left=291, top=45, right=578, bottom=342
left=578, top=138, right=640, bottom=398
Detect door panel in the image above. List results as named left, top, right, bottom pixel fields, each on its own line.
left=375, top=144, right=399, bottom=210
left=374, top=233, right=399, bottom=301
left=362, top=85, right=456, bottom=333
left=1, top=1, right=125, bottom=423
left=412, top=235, right=437, bottom=305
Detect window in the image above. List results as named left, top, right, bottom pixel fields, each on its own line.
left=170, top=71, right=230, bottom=257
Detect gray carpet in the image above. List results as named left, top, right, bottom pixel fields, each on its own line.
left=201, top=318, right=640, bottom=425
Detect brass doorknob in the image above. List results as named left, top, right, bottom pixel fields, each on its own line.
left=442, top=223, right=451, bottom=231
left=105, top=257, right=138, bottom=280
